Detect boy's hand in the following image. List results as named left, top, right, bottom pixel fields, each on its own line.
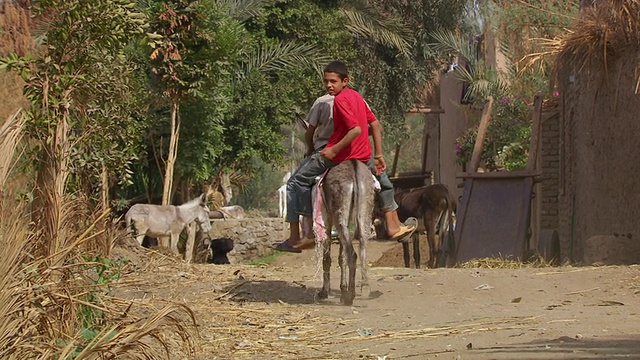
left=374, top=156, right=386, bottom=175
left=320, top=146, right=337, bottom=160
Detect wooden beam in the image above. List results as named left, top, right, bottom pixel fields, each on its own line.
left=526, top=93, right=543, bottom=171
left=456, top=169, right=543, bottom=179
left=406, top=107, right=445, bottom=114
left=468, top=97, right=494, bottom=173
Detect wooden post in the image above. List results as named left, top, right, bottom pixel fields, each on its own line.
left=469, top=96, right=494, bottom=173
left=421, top=133, right=430, bottom=175
left=527, top=93, right=544, bottom=255
left=391, top=142, right=401, bottom=177
left=526, top=93, right=543, bottom=171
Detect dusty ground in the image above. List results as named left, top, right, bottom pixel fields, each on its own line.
left=112, top=238, right=640, bottom=360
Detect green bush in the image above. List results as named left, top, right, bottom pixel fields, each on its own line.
left=455, top=96, right=531, bottom=171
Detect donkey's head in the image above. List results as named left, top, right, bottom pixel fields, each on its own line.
left=196, top=193, right=212, bottom=238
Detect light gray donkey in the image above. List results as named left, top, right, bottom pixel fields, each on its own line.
left=125, top=194, right=212, bottom=253
left=316, top=159, right=375, bottom=306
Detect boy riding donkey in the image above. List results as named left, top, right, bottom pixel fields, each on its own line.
left=276, top=61, right=417, bottom=252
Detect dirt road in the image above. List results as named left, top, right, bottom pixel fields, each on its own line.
left=114, top=239, right=640, bottom=359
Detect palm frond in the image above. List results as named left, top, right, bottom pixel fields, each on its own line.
left=429, top=29, right=477, bottom=66
left=240, top=41, right=332, bottom=77
left=0, top=109, right=25, bottom=189
left=216, top=0, right=271, bottom=22
left=340, top=3, right=413, bottom=55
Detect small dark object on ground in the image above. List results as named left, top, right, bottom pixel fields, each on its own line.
left=208, top=237, right=234, bottom=264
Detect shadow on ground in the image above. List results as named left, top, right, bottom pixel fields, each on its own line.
left=474, top=335, right=640, bottom=359
left=224, top=280, right=318, bottom=304
left=223, top=279, right=385, bottom=305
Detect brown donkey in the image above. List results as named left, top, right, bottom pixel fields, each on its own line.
left=393, top=184, right=457, bottom=269
left=316, top=159, right=375, bottom=306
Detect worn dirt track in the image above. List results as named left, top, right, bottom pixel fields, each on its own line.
left=113, top=239, right=640, bottom=359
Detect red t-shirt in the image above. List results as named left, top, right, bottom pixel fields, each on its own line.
left=327, top=88, right=377, bottom=163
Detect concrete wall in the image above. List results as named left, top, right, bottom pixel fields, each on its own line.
left=437, top=71, right=472, bottom=201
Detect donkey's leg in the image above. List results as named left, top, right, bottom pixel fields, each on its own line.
left=135, top=233, right=146, bottom=246
left=336, top=214, right=356, bottom=305
left=317, top=236, right=332, bottom=300
left=357, top=225, right=370, bottom=299
left=355, top=196, right=372, bottom=298
left=184, top=222, right=196, bottom=263
left=169, top=232, right=180, bottom=253
left=338, top=237, right=347, bottom=304
left=426, top=216, right=439, bottom=269
left=412, top=232, right=421, bottom=269
left=159, top=235, right=170, bottom=249
left=437, top=212, right=452, bottom=268
left=344, top=237, right=357, bottom=306
left=336, top=219, right=352, bottom=305
left=402, top=241, right=411, bottom=268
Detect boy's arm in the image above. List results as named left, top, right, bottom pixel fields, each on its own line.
left=369, top=120, right=386, bottom=175
left=320, top=126, right=362, bottom=160
left=304, top=125, right=316, bottom=157
left=364, top=100, right=386, bottom=174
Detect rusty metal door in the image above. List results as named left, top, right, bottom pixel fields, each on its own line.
left=453, top=175, right=535, bottom=263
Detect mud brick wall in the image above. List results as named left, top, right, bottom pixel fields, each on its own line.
left=208, top=218, right=285, bottom=264
left=540, top=109, right=560, bottom=232
left=556, top=51, right=640, bottom=263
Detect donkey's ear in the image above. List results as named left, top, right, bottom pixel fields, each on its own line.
left=200, top=193, right=207, bottom=204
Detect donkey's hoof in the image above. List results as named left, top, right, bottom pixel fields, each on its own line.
left=360, top=285, right=371, bottom=299
left=341, top=297, right=354, bottom=306
left=340, top=293, right=354, bottom=306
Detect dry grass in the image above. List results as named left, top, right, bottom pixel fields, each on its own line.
left=522, top=0, right=640, bottom=87
left=456, top=253, right=558, bottom=269
left=0, top=112, right=198, bottom=359
left=0, top=2, right=31, bottom=121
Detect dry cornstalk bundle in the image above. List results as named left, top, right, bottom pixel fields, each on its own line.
left=0, top=109, right=25, bottom=189
left=0, top=112, right=198, bottom=358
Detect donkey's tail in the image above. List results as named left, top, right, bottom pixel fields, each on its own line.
left=351, top=159, right=371, bottom=241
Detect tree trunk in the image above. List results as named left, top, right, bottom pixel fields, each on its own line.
left=101, top=162, right=109, bottom=211
left=162, top=100, right=180, bottom=205
left=34, top=107, right=70, bottom=266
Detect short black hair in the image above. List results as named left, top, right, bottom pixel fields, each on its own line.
left=324, top=61, right=348, bottom=80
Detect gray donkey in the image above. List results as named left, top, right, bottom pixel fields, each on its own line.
left=125, top=194, right=212, bottom=253
left=316, top=159, right=375, bottom=306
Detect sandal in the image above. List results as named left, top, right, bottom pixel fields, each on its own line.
left=274, top=241, right=302, bottom=253
left=295, top=238, right=316, bottom=250
left=390, top=217, right=418, bottom=243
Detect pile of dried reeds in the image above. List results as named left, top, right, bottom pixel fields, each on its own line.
left=0, top=111, right=197, bottom=359
left=557, top=0, right=640, bottom=75
left=522, top=0, right=640, bottom=85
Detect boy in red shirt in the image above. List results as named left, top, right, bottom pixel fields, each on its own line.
left=276, top=61, right=416, bottom=252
